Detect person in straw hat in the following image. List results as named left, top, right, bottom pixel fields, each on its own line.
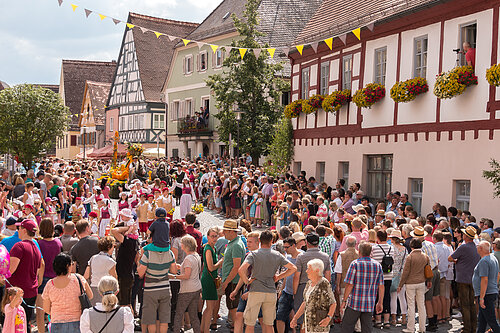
left=388, top=229, right=408, bottom=326
left=449, top=225, right=481, bottom=333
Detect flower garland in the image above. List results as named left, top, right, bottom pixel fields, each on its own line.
left=353, top=83, right=385, bottom=108
left=284, top=99, right=302, bottom=118
left=486, top=64, right=500, bottom=86
left=308, top=95, right=324, bottom=109
left=433, top=66, right=477, bottom=99
left=301, top=99, right=316, bottom=114
left=390, top=77, right=429, bottom=103
left=322, top=89, right=352, bottom=112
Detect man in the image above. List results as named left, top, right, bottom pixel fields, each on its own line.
left=480, top=218, right=495, bottom=237
left=401, top=224, right=413, bottom=253
left=2, top=216, right=17, bottom=236
left=374, top=210, right=385, bottom=225
left=8, top=219, right=44, bottom=333
left=463, top=41, right=476, bottom=69
left=433, top=230, right=452, bottom=323
left=340, top=242, right=384, bottom=333
left=185, top=212, right=202, bottom=254
left=334, top=236, right=359, bottom=310
left=400, top=194, right=412, bottom=207
left=59, top=221, right=78, bottom=253
left=137, top=236, right=178, bottom=333
left=70, top=220, right=99, bottom=274
left=276, top=237, right=302, bottom=333
left=317, top=225, right=335, bottom=256
left=472, top=241, right=500, bottom=333
left=292, top=231, right=306, bottom=252
left=221, top=220, right=246, bottom=326
left=449, top=226, right=481, bottom=333
left=261, top=176, right=274, bottom=225
left=331, top=190, right=343, bottom=209
left=293, top=232, right=331, bottom=328
left=289, top=191, right=301, bottom=223
left=239, top=230, right=296, bottom=333
left=338, top=217, right=368, bottom=252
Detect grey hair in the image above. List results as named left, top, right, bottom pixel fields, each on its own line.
left=402, top=224, right=413, bottom=236
left=307, top=258, right=324, bottom=276
left=478, top=240, right=491, bottom=253
left=385, top=211, right=396, bottom=220
left=181, top=234, right=198, bottom=253
left=345, top=236, right=357, bottom=248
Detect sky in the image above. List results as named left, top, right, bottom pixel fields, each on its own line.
left=0, top=0, right=222, bottom=86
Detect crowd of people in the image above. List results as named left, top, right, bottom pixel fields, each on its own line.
left=0, top=156, right=499, bottom=333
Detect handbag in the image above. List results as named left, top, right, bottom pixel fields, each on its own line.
left=75, top=274, right=92, bottom=313
left=424, top=263, right=433, bottom=279
left=209, top=269, right=222, bottom=289
left=390, top=274, right=401, bottom=293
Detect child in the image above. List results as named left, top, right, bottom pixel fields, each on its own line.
left=161, top=188, right=173, bottom=212
left=277, top=202, right=289, bottom=229
left=33, top=199, right=43, bottom=225
left=248, top=186, right=258, bottom=225
left=146, top=194, right=156, bottom=229
left=214, top=183, right=222, bottom=213
left=22, top=204, right=36, bottom=221
left=117, top=192, right=130, bottom=214
left=255, top=191, right=264, bottom=228
left=11, top=200, right=23, bottom=219
left=88, top=211, right=99, bottom=235
left=69, top=197, right=85, bottom=224
left=99, top=199, right=112, bottom=238
left=136, top=193, right=150, bottom=239
left=144, top=207, right=170, bottom=251
left=120, top=208, right=139, bottom=240
left=1, top=286, right=26, bottom=333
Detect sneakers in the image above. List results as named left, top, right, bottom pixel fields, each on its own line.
left=451, top=311, right=462, bottom=319
left=402, top=328, right=414, bottom=333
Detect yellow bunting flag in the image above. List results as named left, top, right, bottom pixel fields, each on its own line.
left=182, top=39, right=190, bottom=46
left=98, top=14, right=106, bottom=21
left=210, top=44, right=218, bottom=53
left=71, top=4, right=78, bottom=11
left=296, top=45, right=304, bottom=55
left=239, top=48, right=247, bottom=60
left=267, top=48, right=276, bottom=58
left=324, top=37, right=333, bottom=50
left=352, top=28, right=361, bottom=40
left=126, top=23, right=135, bottom=29
left=154, top=31, right=163, bottom=38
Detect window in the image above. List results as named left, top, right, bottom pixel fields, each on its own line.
left=109, top=117, right=114, bottom=132
left=70, top=135, right=77, bottom=146
left=374, top=47, right=387, bottom=85
left=409, top=178, right=423, bottom=215
left=455, top=180, right=471, bottom=211
left=459, top=23, right=477, bottom=66
left=366, top=154, right=393, bottom=201
left=414, top=36, right=428, bottom=78
left=301, top=68, right=310, bottom=99
left=185, top=99, right=192, bottom=116
left=215, top=49, right=223, bottom=67
left=184, top=55, right=193, bottom=74
left=316, top=162, right=326, bottom=183
left=320, top=62, right=330, bottom=95
left=293, top=162, right=302, bottom=176
left=172, top=149, right=179, bottom=158
left=154, top=114, right=165, bottom=129
left=128, top=116, right=132, bottom=130
left=133, top=115, right=139, bottom=130
left=120, top=117, right=125, bottom=131
left=342, top=55, right=352, bottom=90
left=198, top=52, right=207, bottom=71
left=338, top=162, right=349, bottom=189
left=281, top=91, right=290, bottom=106
left=171, top=101, right=180, bottom=120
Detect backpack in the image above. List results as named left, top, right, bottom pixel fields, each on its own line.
left=378, top=245, right=394, bottom=273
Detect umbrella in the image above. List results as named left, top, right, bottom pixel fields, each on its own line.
left=143, top=147, right=166, bottom=158
left=87, top=144, right=127, bottom=159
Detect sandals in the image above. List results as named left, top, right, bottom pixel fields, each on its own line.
left=210, top=323, right=218, bottom=330
left=374, top=322, right=383, bottom=329
left=383, top=322, right=391, bottom=329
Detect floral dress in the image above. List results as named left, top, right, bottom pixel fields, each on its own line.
left=391, top=245, right=408, bottom=288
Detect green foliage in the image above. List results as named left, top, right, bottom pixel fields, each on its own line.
left=0, top=84, right=70, bottom=168
left=205, top=0, right=289, bottom=163
left=483, top=158, right=500, bottom=198
left=265, top=116, right=294, bottom=177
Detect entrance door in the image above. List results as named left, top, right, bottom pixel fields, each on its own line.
left=203, top=144, right=209, bottom=157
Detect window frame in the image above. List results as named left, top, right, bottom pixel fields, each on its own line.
left=153, top=114, right=165, bottom=130
left=459, top=22, right=477, bottom=66
left=413, top=35, right=428, bottom=78
left=185, top=98, right=193, bottom=116
left=319, top=61, right=330, bottom=95
left=338, top=162, right=349, bottom=189
left=316, top=162, right=326, bottom=183
left=198, top=51, right=208, bottom=72
left=409, top=178, right=423, bottom=215
left=184, top=55, right=193, bottom=74
left=109, top=117, right=114, bottom=132
left=366, top=154, right=393, bottom=202
left=374, top=47, right=387, bottom=85
left=342, top=55, right=353, bottom=90
left=301, top=67, right=310, bottom=100
left=455, top=180, right=471, bottom=211
left=215, top=49, right=223, bottom=68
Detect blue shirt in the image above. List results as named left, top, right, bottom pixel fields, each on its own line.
left=0, top=231, right=43, bottom=257
left=472, top=254, right=499, bottom=297
left=344, top=256, right=384, bottom=313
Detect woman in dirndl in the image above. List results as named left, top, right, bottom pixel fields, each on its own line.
left=179, top=178, right=196, bottom=219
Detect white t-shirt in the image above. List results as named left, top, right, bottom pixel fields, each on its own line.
left=179, top=253, right=202, bottom=294
left=88, top=252, right=116, bottom=287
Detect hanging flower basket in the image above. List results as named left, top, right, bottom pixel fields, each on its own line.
left=353, top=83, right=385, bottom=108
left=284, top=100, right=302, bottom=118
left=301, top=99, right=316, bottom=114
left=126, top=142, right=144, bottom=157
left=390, top=77, right=429, bottom=103
left=322, top=89, right=351, bottom=112
left=308, top=95, right=324, bottom=109
left=486, top=64, right=500, bottom=86
left=433, top=66, right=477, bottom=99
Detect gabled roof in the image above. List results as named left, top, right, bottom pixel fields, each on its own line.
left=127, top=13, right=198, bottom=102
left=0, top=80, right=9, bottom=91
left=295, top=0, right=441, bottom=45
left=34, top=84, right=59, bottom=94
left=61, top=59, right=116, bottom=124
left=81, top=81, right=111, bottom=126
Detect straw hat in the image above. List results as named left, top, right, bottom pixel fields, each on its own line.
left=375, top=210, right=386, bottom=217
left=389, top=229, right=403, bottom=239
left=410, top=226, right=427, bottom=238
left=223, top=219, right=239, bottom=231
left=462, top=226, right=478, bottom=239
left=352, top=204, right=364, bottom=212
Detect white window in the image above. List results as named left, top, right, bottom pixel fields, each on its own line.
left=109, top=117, right=114, bottom=132
left=215, top=49, right=223, bottom=67
left=342, top=55, right=352, bottom=90
left=198, top=51, right=207, bottom=71
left=316, top=162, right=326, bottom=183
left=320, top=62, right=330, bottom=95
left=338, top=162, right=349, bottom=189
left=120, top=117, right=125, bottom=131
left=301, top=68, right=310, bottom=99
left=128, top=116, right=132, bottom=130
left=185, top=99, right=192, bottom=116
left=409, top=178, right=423, bottom=215
left=171, top=101, right=180, bottom=120
left=184, top=55, right=193, bottom=74
left=293, top=162, right=302, bottom=176
left=366, top=154, right=393, bottom=201
left=455, top=180, right=471, bottom=211
left=138, top=114, right=144, bottom=130
left=414, top=36, right=428, bottom=78
left=154, top=114, right=165, bottom=129
left=459, top=23, right=477, bottom=66
left=374, top=47, right=387, bottom=85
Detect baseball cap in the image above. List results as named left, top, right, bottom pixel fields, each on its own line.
left=16, top=219, right=38, bottom=233
left=155, top=207, right=167, bottom=218
left=5, top=216, right=17, bottom=226
left=306, top=232, right=320, bottom=246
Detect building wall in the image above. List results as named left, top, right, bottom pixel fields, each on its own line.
left=105, top=108, right=119, bottom=144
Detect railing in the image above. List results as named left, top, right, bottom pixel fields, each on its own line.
left=177, top=116, right=212, bottom=136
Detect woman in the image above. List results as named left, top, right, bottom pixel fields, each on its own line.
left=80, top=276, right=134, bottom=332
left=22, top=182, right=35, bottom=206
left=201, top=227, right=224, bottom=333
left=13, top=176, right=25, bottom=199
left=229, top=178, right=241, bottom=219
left=172, top=235, right=202, bottom=333
left=179, top=177, right=196, bottom=219
left=42, top=253, right=93, bottom=332
left=36, top=218, right=63, bottom=333
left=170, top=220, right=187, bottom=326
left=389, top=229, right=408, bottom=326
left=84, top=236, right=117, bottom=306
left=291, top=259, right=336, bottom=333
left=397, top=238, right=431, bottom=333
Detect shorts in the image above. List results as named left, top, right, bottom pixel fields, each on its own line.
left=139, top=222, right=148, bottom=233
left=243, top=292, right=277, bottom=326
left=38, top=276, right=51, bottom=294
left=425, top=268, right=441, bottom=301
left=293, top=283, right=307, bottom=325
left=497, top=292, right=500, bottom=309
left=118, top=276, right=134, bottom=305
left=439, top=278, right=451, bottom=299
left=50, top=321, right=81, bottom=333
left=237, top=295, right=263, bottom=318
left=224, top=282, right=241, bottom=310
left=142, top=288, right=171, bottom=325
left=276, top=291, right=294, bottom=322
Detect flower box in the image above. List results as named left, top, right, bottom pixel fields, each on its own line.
left=433, top=66, right=477, bottom=99
left=353, top=83, right=385, bottom=108
left=322, top=89, right=352, bottom=112
left=486, top=64, right=500, bottom=87
left=284, top=99, right=302, bottom=118
left=390, top=77, right=429, bottom=103
left=308, top=94, right=325, bottom=109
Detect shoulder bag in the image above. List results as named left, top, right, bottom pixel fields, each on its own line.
left=75, top=274, right=92, bottom=313
left=98, top=307, right=120, bottom=333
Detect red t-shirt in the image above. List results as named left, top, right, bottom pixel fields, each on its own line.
left=9, top=240, right=42, bottom=298
left=186, top=225, right=203, bottom=255
left=466, top=48, right=476, bottom=69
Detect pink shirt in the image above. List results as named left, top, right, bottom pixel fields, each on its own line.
left=3, top=304, right=26, bottom=332
left=338, top=230, right=369, bottom=252
left=42, top=274, right=85, bottom=323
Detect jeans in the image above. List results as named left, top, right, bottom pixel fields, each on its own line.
left=21, top=296, right=36, bottom=333
left=458, top=282, right=477, bottom=333
left=405, top=282, right=427, bottom=332
left=50, top=321, right=81, bottom=333
left=477, top=293, right=500, bottom=333
left=340, top=307, right=373, bottom=333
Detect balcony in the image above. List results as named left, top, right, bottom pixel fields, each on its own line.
left=177, top=116, right=213, bottom=138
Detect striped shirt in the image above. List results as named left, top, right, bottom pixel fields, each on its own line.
left=344, top=256, right=384, bottom=313
left=421, top=240, right=438, bottom=269
left=370, top=243, right=394, bottom=280
left=140, top=249, right=175, bottom=291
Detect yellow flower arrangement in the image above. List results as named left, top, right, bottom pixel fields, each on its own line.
left=486, top=64, right=500, bottom=86
left=192, top=203, right=204, bottom=214
left=301, top=99, right=316, bottom=115
left=322, top=89, right=352, bottom=112
left=126, top=142, right=144, bottom=157
left=390, top=77, right=429, bottom=103
left=168, top=208, right=175, bottom=216
left=284, top=100, right=302, bottom=118
left=433, top=66, right=477, bottom=99
left=353, top=83, right=385, bottom=108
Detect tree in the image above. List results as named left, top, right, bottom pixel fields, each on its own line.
left=265, top=116, right=294, bottom=177
left=0, top=84, right=70, bottom=168
left=205, top=0, right=289, bottom=163
left=483, top=158, right=500, bottom=198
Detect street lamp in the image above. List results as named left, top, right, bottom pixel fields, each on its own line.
left=234, top=108, right=244, bottom=165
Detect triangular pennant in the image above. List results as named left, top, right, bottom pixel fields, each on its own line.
left=239, top=48, right=247, bottom=60
left=352, top=28, right=361, bottom=40
left=58, top=0, right=63, bottom=6
left=182, top=39, right=190, bottom=46
left=139, top=27, right=148, bottom=33
left=324, top=37, right=333, bottom=50
left=339, top=34, right=347, bottom=45
left=98, top=14, right=106, bottom=21
left=71, top=4, right=78, bottom=11
left=112, top=18, right=121, bottom=25
left=84, top=9, right=92, bottom=18
left=310, top=42, right=319, bottom=53
left=210, top=44, right=218, bottom=53
left=253, top=48, right=262, bottom=58
left=196, top=41, right=204, bottom=49
left=283, top=47, right=290, bottom=56
left=296, top=45, right=304, bottom=55
left=126, top=23, right=135, bottom=29
left=367, top=23, right=374, bottom=31
left=225, top=47, right=233, bottom=57
left=154, top=31, right=163, bottom=39
left=267, top=48, right=276, bottom=58
left=168, top=35, right=176, bottom=41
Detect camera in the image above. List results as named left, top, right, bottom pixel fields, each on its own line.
left=453, top=48, right=461, bottom=53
